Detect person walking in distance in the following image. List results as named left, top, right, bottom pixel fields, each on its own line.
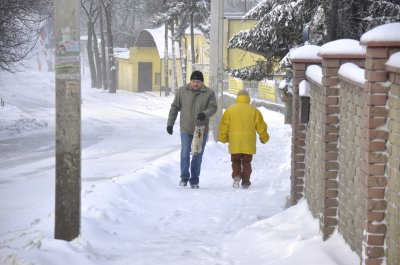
left=218, top=89, right=269, bottom=189
left=167, top=70, right=217, bottom=189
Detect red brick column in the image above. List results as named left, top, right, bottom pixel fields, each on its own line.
left=360, top=37, right=400, bottom=265
left=290, top=58, right=321, bottom=205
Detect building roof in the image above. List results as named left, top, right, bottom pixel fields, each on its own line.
left=134, top=25, right=203, bottom=59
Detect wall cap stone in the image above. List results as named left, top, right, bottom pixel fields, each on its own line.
left=291, top=58, right=322, bottom=63
left=360, top=23, right=400, bottom=47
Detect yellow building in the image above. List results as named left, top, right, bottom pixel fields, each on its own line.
left=224, top=17, right=264, bottom=71
left=115, top=18, right=266, bottom=95
left=224, top=15, right=279, bottom=102
left=116, top=25, right=208, bottom=92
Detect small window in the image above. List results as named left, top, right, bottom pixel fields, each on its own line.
left=300, top=96, right=310, bottom=123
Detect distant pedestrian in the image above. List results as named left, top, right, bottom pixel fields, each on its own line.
left=218, top=89, right=269, bottom=189
left=167, top=70, right=218, bottom=189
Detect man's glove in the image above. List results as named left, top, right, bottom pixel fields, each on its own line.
left=167, top=126, right=173, bottom=135
left=197, top=112, right=206, bottom=121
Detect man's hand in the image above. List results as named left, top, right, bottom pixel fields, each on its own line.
left=197, top=112, right=206, bottom=121
left=167, top=126, right=173, bottom=135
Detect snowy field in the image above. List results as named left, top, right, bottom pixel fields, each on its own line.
left=0, top=66, right=360, bottom=264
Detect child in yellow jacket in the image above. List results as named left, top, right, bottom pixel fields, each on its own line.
left=218, top=89, right=269, bottom=188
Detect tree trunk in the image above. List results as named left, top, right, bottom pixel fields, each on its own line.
left=190, top=9, right=195, bottom=66
left=92, top=29, right=102, bottom=89
left=87, top=22, right=97, bottom=88
left=99, top=8, right=108, bottom=90
left=178, top=38, right=186, bottom=86
left=329, top=0, right=339, bottom=41
left=164, top=22, right=169, bottom=96
left=171, top=21, right=177, bottom=93
left=102, top=2, right=116, bottom=93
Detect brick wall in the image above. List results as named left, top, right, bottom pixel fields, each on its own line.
left=303, top=77, right=324, bottom=227
left=337, top=78, right=366, bottom=256
left=289, top=23, right=400, bottom=265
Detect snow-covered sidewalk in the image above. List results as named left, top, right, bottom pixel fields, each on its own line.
left=0, top=69, right=359, bottom=265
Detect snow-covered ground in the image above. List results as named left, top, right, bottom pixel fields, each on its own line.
left=0, top=66, right=360, bottom=265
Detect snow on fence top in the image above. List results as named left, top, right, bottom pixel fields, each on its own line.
left=305, top=65, right=322, bottom=85
left=360, top=22, right=400, bottom=46
left=318, top=39, right=365, bottom=58
left=386, top=52, right=400, bottom=72
left=338, top=63, right=366, bottom=86
left=289, top=45, right=321, bottom=62
left=299, top=80, right=311, bottom=97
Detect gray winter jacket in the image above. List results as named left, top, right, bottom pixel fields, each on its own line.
left=167, top=83, right=217, bottom=135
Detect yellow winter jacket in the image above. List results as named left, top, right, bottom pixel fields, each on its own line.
left=218, top=95, right=269, bottom=154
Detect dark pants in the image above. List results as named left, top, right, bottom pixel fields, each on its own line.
left=231, top=153, right=253, bottom=186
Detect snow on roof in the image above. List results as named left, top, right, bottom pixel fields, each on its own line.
left=318, top=39, right=365, bottom=58
left=386, top=52, right=400, bottom=69
left=138, top=25, right=203, bottom=59
left=305, top=64, right=322, bottom=85
left=338, top=63, right=366, bottom=85
left=360, top=22, right=400, bottom=44
left=289, top=45, right=321, bottom=62
left=141, top=26, right=180, bottom=59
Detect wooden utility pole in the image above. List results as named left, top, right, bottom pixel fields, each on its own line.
left=209, top=0, right=224, bottom=141
left=54, top=0, right=81, bottom=241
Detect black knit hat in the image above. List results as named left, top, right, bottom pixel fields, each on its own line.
left=190, top=70, right=204, bottom=82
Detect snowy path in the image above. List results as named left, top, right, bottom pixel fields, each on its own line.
left=0, top=69, right=291, bottom=264
left=74, top=89, right=292, bottom=264
left=78, top=136, right=291, bottom=265
left=1, top=69, right=360, bottom=265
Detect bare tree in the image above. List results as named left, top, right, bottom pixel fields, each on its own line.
left=81, top=0, right=101, bottom=88
left=98, top=0, right=117, bottom=93
left=329, top=0, right=339, bottom=41
left=0, top=0, right=52, bottom=72
left=164, top=22, right=169, bottom=96
left=170, top=21, right=178, bottom=93
left=155, top=0, right=211, bottom=91
left=99, top=7, right=108, bottom=90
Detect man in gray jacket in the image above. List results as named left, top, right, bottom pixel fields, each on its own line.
left=167, top=70, right=218, bottom=189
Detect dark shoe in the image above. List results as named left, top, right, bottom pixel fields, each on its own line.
left=190, top=184, right=199, bottom=189
left=179, top=180, right=188, bottom=187
left=242, top=184, right=251, bottom=189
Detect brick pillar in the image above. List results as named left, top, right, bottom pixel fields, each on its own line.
left=317, top=47, right=365, bottom=239
left=360, top=37, right=400, bottom=265
left=319, top=57, right=340, bottom=238
left=290, top=58, right=321, bottom=205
